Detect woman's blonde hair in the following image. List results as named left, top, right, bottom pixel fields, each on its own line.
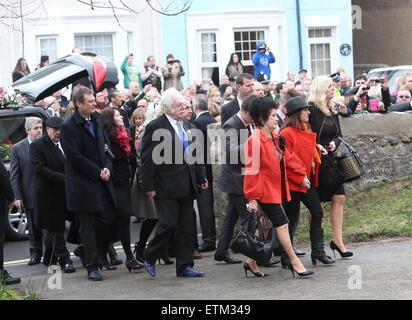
left=308, top=76, right=335, bottom=116
left=131, top=108, right=146, bottom=126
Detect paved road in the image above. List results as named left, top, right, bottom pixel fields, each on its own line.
left=5, top=237, right=412, bottom=300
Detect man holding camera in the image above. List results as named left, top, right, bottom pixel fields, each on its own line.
left=252, top=41, right=275, bottom=81
left=345, top=77, right=391, bottom=114
left=162, top=54, right=185, bottom=91
left=121, top=53, right=140, bottom=89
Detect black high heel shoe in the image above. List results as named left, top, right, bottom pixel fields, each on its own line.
left=125, top=259, right=144, bottom=272
left=98, top=258, right=117, bottom=271
left=288, top=263, right=314, bottom=278
left=243, top=262, right=270, bottom=278
left=330, top=241, right=353, bottom=258
left=108, top=246, right=123, bottom=266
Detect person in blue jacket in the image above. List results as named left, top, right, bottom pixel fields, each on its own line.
left=252, top=41, right=276, bottom=80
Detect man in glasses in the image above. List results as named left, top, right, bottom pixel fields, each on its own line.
left=388, top=89, right=412, bottom=112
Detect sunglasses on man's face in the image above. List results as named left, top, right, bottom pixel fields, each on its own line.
left=398, top=95, right=411, bottom=99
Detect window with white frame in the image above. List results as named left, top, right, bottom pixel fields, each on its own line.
left=234, top=29, right=265, bottom=75
left=308, top=28, right=333, bottom=77
left=74, top=34, right=114, bottom=59
left=38, top=36, right=58, bottom=62
left=200, top=31, right=219, bottom=83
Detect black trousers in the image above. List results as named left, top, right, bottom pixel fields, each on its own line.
left=43, top=230, right=71, bottom=263
left=197, top=174, right=216, bottom=246
left=76, top=211, right=101, bottom=272
left=26, top=208, right=44, bottom=257
left=282, top=185, right=324, bottom=241
left=216, top=194, right=251, bottom=256
left=145, top=195, right=195, bottom=273
left=0, top=200, right=6, bottom=270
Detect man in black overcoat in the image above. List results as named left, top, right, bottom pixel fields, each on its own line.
left=9, top=117, right=44, bottom=265
left=30, top=117, right=75, bottom=273
left=60, top=86, right=116, bottom=281
left=192, top=94, right=217, bottom=252
left=140, top=88, right=208, bottom=277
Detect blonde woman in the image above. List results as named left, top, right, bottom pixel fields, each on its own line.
left=207, top=86, right=221, bottom=121
left=307, top=76, right=353, bottom=259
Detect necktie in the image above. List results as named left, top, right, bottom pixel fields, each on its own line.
left=86, top=119, right=96, bottom=138
left=246, top=125, right=252, bottom=136
left=177, top=121, right=189, bottom=152
left=55, top=143, right=65, bottom=159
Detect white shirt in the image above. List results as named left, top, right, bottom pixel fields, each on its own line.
left=237, top=97, right=243, bottom=109
left=275, top=109, right=287, bottom=134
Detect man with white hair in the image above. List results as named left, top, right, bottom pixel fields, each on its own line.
left=10, top=117, right=44, bottom=265
left=140, top=88, right=208, bottom=277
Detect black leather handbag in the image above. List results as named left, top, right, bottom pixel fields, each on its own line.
left=230, top=211, right=275, bottom=265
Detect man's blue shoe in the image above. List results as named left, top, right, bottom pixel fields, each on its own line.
left=177, top=267, right=205, bottom=277
left=144, top=261, right=156, bottom=277
left=88, top=270, right=103, bottom=281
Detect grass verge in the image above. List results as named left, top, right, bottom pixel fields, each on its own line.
left=294, top=178, right=412, bottom=245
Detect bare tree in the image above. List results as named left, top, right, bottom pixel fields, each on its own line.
left=0, top=0, right=47, bottom=56
left=76, top=0, right=193, bottom=15
left=0, top=0, right=194, bottom=54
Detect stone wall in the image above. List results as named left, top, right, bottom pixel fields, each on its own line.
left=210, top=112, right=412, bottom=228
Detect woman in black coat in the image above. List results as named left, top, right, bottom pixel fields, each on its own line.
left=100, top=107, right=144, bottom=272
left=12, top=58, right=30, bottom=83
left=307, top=76, right=354, bottom=259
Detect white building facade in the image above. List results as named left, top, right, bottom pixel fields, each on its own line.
left=0, top=0, right=163, bottom=89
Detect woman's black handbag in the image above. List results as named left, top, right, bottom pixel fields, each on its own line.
left=230, top=211, right=275, bottom=266
left=336, top=137, right=366, bottom=183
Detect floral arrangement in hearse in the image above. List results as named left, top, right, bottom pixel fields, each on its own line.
left=0, top=86, right=27, bottom=108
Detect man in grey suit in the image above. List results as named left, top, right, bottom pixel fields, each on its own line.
left=214, top=95, right=255, bottom=264
left=10, top=117, right=44, bottom=265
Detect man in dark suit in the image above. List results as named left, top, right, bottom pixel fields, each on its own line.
left=141, top=88, right=208, bottom=277
left=60, top=85, right=116, bottom=281
left=10, top=117, right=44, bottom=265
left=220, top=73, right=254, bottom=125
left=30, top=117, right=75, bottom=273
left=192, top=94, right=217, bottom=252
left=214, top=95, right=255, bottom=264
left=0, top=159, right=21, bottom=285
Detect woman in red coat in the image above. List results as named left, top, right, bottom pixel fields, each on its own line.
left=244, top=96, right=313, bottom=278
left=279, top=96, right=335, bottom=267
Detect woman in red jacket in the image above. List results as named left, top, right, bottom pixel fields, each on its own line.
left=244, top=96, right=313, bottom=278
left=280, top=96, right=336, bottom=267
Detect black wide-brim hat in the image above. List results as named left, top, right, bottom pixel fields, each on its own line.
left=45, top=116, right=64, bottom=129
left=285, top=96, right=309, bottom=116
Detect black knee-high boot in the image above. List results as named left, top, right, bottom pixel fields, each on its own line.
left=310, top=228, right=335, bottom=265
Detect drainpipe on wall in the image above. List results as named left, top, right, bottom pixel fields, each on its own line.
left=296, top=0, right=303, bottom=70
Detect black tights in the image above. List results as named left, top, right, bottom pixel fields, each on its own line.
left=139, top=219, right=157, bottom=247
left=282, top=185, right=324, bottom=241
left=98, top=216, right=134, bottom=261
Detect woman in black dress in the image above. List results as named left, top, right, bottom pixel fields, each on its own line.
left=307, top=76, right=354, bottom=258
left=100, top=107, right=144, bottom=272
